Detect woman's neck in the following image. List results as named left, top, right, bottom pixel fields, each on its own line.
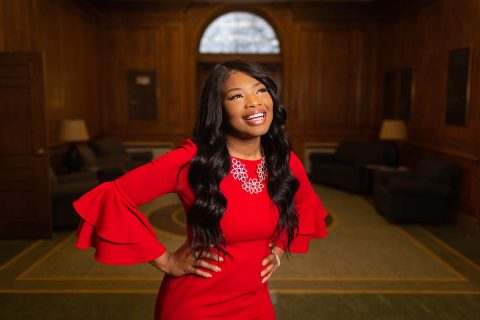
left=225, top=135, right=263, bottom=160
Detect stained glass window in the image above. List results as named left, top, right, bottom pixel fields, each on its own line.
left=199, top=12, right=280, bottom=54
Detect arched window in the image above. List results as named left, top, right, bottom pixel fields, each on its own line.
left=199, top=12, right=280, bottom=54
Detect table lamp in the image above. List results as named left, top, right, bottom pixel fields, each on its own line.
left=379, top=119, right=407, bottom=167
left=59, top=119, right=89, bottom=172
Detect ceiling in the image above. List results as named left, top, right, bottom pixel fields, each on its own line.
left=83, top=0, right=379, bottom=9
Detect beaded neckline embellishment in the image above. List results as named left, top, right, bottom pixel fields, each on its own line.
left=230, top=157, right=267, bottom=194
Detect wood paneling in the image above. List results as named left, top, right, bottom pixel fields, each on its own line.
left=36, top=0, right=62, bottom=145
left=0, top=0, right=101, bottom=146
left=37, top=0, right=101, bottom=146
left=0, top=0, right=35, bottom=50
left=0, top=52, right=51, bottom=238
left=58, top=1, right=100, bottom=139
left=289, top=23, right=377, bottom=133
left=2, top=0, right=479, bottom=230
left=99, top=3, right=379, bottom=153
left=100, top=15, right=186, bottom=140
left=379, top=0, right=480, bottom=228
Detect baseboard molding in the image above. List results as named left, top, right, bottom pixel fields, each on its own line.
left=457, top=212, right=480, bottom=236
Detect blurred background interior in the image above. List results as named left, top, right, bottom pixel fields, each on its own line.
left=0, top=0, right=479, bottom=319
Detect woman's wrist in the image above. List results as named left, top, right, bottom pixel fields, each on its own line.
left=271, top=246, right=285, bottom=258
left=149, top=251, right=171, bottom=273
left=271, top=246, right=285, bottom=266
left=273, top=239, right=287, bottom=252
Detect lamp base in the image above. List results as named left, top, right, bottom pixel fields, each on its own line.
left=385, top=141, right=400, bottom=167
left=63, top=142, right=82, bottom=172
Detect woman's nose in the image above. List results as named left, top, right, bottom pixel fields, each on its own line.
left=244, top=93, right=261, bottom=108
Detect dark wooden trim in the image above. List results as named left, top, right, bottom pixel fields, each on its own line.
left=376, top=0, right=439, bottom=22
left=289, top=1, right=378, bottom=20
left=197, top=54, right=282, bottom=64
left=405, top=141, right=480, bottom=163
left=82, top=0, right=189, bottom=12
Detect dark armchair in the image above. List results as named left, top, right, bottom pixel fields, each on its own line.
left=309, top=141, right=394, bottom=193
left=373, top=157, right=461, bottom=223
left=50, top=166, right=99, bottom=229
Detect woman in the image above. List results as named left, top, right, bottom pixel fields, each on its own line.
left=73, top=60, right=328, bottom=319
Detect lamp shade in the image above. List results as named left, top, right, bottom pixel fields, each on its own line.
left=59, top=119, right=89, bottom=142
left=379, top=119, right=407, bottom=140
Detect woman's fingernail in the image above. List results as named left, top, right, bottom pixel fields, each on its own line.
left=262, top=260, right=266, bottom=266
left=215, top=267, right=221, bottom=272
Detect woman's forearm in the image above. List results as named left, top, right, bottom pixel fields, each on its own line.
left=149, top=251, right=171, bottom=273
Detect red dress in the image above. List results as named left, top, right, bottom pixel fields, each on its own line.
left=73, top=139, right=328, bottom=319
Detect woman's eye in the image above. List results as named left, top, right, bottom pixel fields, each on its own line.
left=258, top=88, right=267, bottom=94
left=230, top=94, right=242, bottom=100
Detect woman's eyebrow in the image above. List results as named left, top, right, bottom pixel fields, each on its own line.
left=224, top=87, right=242, bottom=95
left=224, top=82, right=263, bottom=95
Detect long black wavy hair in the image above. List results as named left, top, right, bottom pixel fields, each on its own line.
left=187, top=60, right=299, bottom=257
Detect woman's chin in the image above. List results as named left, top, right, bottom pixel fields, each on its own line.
left=243, top=125, right=271, bottom=138
left=225, top=121, right=273, bottom=139
left=227, top=130, right=267, bottom=140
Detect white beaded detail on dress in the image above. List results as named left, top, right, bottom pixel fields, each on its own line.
left=230, top=157, right=267, bottom=194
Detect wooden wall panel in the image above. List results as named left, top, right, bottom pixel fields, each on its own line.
left=2, top=0, right=479, bottom=231
left=0, top=1, right=5, bottom=49
left=100, top=3, right=378, bottom=150
left=164, top=25, right=186, bottom=130
left=412, top=1, right=444, bottom=139
left=380, top=0, right=480, bottom=230
left=0, top=0, right=35, bottom=51
left=440, top=0, right=480, bottom=145
left=100, top=17, right=186, bottom=140
left=0, top=0, right=101, bottom=147
left=57, top=3, right=100, bottom=141
left=288, top=21, right=378, bottom=150
left=36, top=0, right=62, bottom=145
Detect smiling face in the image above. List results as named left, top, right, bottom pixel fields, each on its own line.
left=221, top=71, right=274, bottom=140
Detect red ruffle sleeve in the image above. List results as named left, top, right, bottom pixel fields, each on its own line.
left=274, top=151, right=328, bottom=253
left=73, top=139, right=197, bottom=265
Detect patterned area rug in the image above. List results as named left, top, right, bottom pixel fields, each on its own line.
left=148, top=202, right=334, bottom=237
left=0, top=185, right=479, bottom=295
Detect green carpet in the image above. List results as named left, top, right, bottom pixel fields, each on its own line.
left=1, top=186, right=479, bottom=319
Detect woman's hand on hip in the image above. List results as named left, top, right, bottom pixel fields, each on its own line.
left=260, top=245, right=284, bottom=283
left=149, top=241, right=223, bottom=278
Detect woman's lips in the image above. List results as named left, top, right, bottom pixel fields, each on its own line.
left=242, top=112, right=266, bottom=125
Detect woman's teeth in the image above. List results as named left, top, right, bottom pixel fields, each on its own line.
left=244, top=112, right=265, bottom=120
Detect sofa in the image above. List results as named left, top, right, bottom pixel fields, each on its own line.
left=77, top=137, right=153, bottom=182
left=309, top=141, right=395, bottom=193
left=373, top=157, right=460, bottom=223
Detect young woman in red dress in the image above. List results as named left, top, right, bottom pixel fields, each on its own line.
left=73, top=60, right=328, bottom=319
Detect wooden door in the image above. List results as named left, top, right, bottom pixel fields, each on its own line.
left=0, top=52, right=51, bottom=238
